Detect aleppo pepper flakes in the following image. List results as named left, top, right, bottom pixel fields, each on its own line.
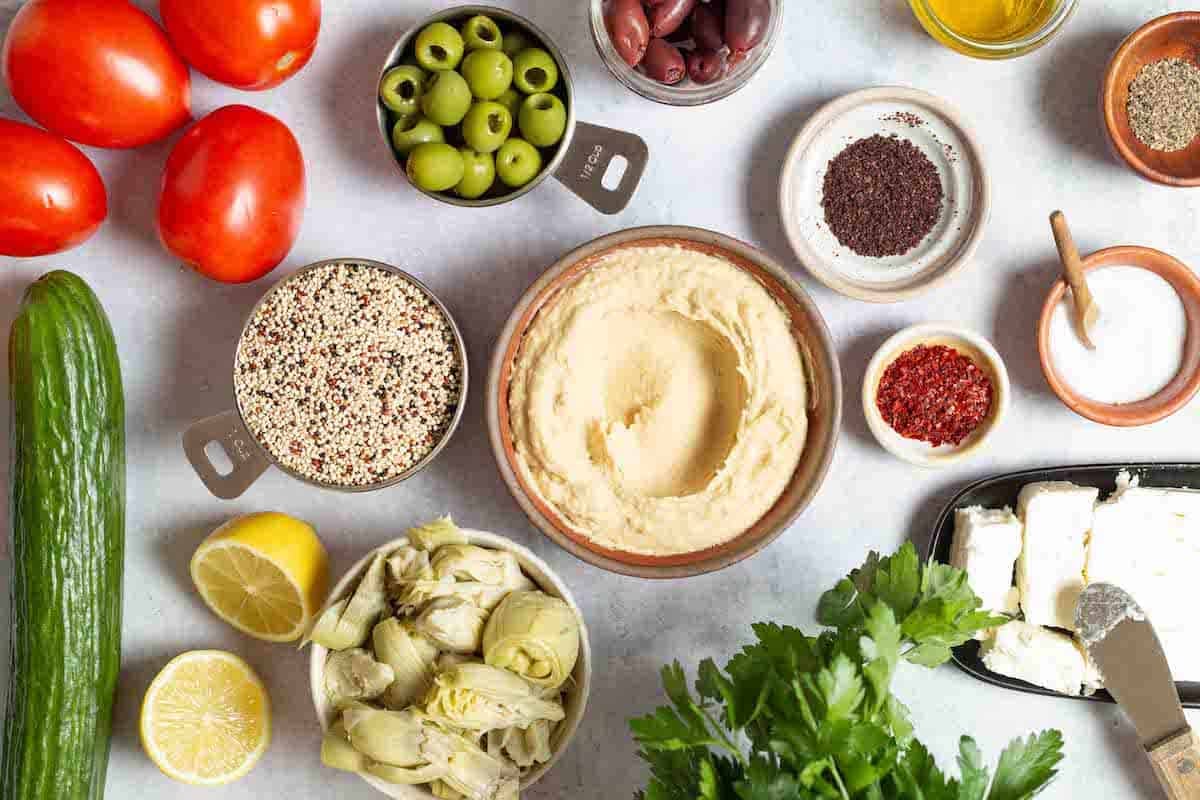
left=821, top=134, right=944, bottom=258
left=876, top=344, right=992, bottom=447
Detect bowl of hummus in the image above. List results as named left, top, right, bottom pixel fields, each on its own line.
left=487, top=226, right=841, bottom=578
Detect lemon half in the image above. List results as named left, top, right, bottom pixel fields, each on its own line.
left=190, top=512, right=330, bottom=642
left=140, top=650, right=272, bottom=785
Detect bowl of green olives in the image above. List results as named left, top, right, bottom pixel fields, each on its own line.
left=378, top=6, right=649, bottom=214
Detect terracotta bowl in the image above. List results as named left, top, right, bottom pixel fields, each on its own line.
left=1103, top=12, right=1200, bottom=186
left=486, top=226, right=842, bottom=579
left=1037, top=246, right=1200, bottom=426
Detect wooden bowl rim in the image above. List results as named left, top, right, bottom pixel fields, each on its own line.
left=1037, top=245, right=1200, bottom=426
left=486, top=226, right=842, bottom=579
left=1102, top=12, right=1200, bottom=187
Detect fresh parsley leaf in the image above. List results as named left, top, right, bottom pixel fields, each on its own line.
left=814, top=652, right=866, bottom=721
left=986, top=731, right=1064, bottom=800
left=872, top=543, right=922, bottom=616
left=889, top=738, right=958, bottom=800
left=956, top=737, right=990, bottom=800
left=736, top=756, right=814, bottom=800
left=817, top=578, right=865, bottom=629
left=631, top=705, right=714, bottom=752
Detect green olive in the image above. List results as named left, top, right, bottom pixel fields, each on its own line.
left=420, top=70, right=472, bottom=126
left=461, top=49, right=513, bottom=100
left=461, top=101, right=512, bottom=154
left=379, top=65, right=426, bottom=117
left=512, top=48, right=559, bottom=94
left=414, top=22, right=464, bottom=71
left=495, top=88, right=522, bottom=118
left=501, top=29, right=532, bottom=59
left=455, top=148, right=496, bottom=199
left=461, top=15, right=503, bottom=52
left=495, top=138, right=542, bottom=188
left=406, top=142, right=465, bottom=192
left=518, top=93, right=567, bottom=148
left=392, top=116, right=444, bottom=157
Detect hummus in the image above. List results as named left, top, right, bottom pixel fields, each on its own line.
left=508, top=245, right=808, bottom=556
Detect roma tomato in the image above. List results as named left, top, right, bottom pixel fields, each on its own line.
left=0, top=119, right=107, bottom=257
left=2, top=0, right=191, bottom=149
left=158, top=106, right=306, bottom=284
left=161, top=0, right=321, bottom=91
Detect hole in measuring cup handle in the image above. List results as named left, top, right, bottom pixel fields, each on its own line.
left=554, top=120, right=648, bottom=215
left=182, top=410, right=271, bottom=500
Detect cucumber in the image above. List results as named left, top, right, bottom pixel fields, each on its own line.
left=3, top=271, right=125, bottom=799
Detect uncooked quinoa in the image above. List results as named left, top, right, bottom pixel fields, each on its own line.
left=234, top=262, right=461, bottom=487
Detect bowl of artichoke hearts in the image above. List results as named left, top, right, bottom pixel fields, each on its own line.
left=308, top=517, right=591, bottom=800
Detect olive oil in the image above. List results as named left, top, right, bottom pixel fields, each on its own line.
left=926, top=0, right=1058, bottom=42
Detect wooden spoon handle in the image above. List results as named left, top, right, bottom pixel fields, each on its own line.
left=1050, top=210, right=1094, bottom=309
left=1148, top=728, right=1200, bottom=799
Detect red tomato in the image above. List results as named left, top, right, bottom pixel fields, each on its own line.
left=161, top=0, right=321, bottom=91
left=0, top=119, right=107, bottom=257
left=2, top=0, right=191, bottom=149
left=158, top=106, right=306, bottom=284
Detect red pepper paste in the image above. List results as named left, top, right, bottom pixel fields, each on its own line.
left=875, top=344, right=992, bottom=447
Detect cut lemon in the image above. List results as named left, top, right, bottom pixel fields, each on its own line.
left=190, top=512, right=330, bottom=643
left=140, top=650, right=272, bottom=785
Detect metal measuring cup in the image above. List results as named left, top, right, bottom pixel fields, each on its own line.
left=378, top=5, right=649, bottom=214
left=182, top=258, right=469, bottom=499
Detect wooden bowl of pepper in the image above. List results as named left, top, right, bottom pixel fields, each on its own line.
left=862, top=323, right=1010, bottom=468
left=1103, top=12, right=1200, bottom=187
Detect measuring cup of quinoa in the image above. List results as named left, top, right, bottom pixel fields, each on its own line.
left=377, top=5, right=648, bottom=215
left=183, top=259, right=468, bottom=499
left=862, top=323, right=1009, bottom=468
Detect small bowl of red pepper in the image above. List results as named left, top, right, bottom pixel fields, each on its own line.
left=862, top=323, right=1009, bottom=468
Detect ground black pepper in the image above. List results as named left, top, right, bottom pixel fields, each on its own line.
left=821, top=134, right=944, bottom=258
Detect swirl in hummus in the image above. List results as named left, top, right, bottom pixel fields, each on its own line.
left=508, top=244, right=808, bottom=556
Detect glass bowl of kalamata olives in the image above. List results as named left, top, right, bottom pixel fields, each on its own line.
left=590, top=0, right=782, bottom=106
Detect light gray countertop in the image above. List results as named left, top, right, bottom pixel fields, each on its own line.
left=1, top=1, right=1197, bottom=798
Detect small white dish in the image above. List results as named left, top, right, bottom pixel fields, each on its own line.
left=309, top=529, right=591, bottom=798
left=779, top=87, right=990, bottom=303
left=862, top=323, right=1009, bottom=468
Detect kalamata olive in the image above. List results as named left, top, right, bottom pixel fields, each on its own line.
left=691, top=2, right=725, bottom=50
left=725, top=0, right=770, bottom=54
left=641, top=38, right=686, bottom=84
left=648, top=0, right=698, bottom=38
left=685, top=48, right=726, bottom=84
left=605, top=0, right=650, bottom=66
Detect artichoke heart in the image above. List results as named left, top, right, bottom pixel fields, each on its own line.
left=482, top=591, right=581, bottom=690
left=397, top=579, right=513, bottom=615
left=424, top=663, right=566, bottom=733
left=309, top=553, right=390, bottom=650
left=432, top=779, right=467, bottom=799
left=409, top=516, right=469, bottom=551
left=366, top=760, right=449, bottom=785
left=487, top=719, right=555, bottom=769
left=422, top=725, right=520, bottom=800
left=430, top=545, right=534, bottom=592
left=437, top=652, right=482, bottom=672
left=325, top=648, right=396, bottom=707
left=321, top=720, right=369, bottom=773
left=342, top=707, right=428, bottom=767
left=414, top=597, right=490, bottom=654
left=386, top=545, right=432, bottom=585
left=373, top=617, right=439, bottom=710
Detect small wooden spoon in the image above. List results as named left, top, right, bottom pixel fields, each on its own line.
left=1050, top=211, right=1099, bottom=350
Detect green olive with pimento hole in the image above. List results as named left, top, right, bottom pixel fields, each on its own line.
left=392, top=116, right=444, bottom=156
left=512, top=48, right=558, bottom=94
left=414, top=22, right=464, bottom=71
left=379, top=65, right=426, bottom=118
left=501, top=29, right=532, bottom=59
left=406, top=142, right=465, bottom=192
left=461, top=49, right=513, bottom=100
left=461, top=15, right=503, bottom=52
left=420, top=70, right=472, bottom=126
left=518, top=93, right=566, bottom=148
left=462, top=101, right=513, bottom=154
left=455, top=147, right=496, bottom=199
left=496, top=138, right=542, bottom=188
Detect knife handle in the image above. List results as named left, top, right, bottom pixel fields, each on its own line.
left=1148, top=728, right=1200, bottom=799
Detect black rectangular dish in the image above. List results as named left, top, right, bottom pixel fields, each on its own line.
left=926, top=462, right=1200, bottom=708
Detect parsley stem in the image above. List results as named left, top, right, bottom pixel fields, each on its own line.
left=828, top=761, right=851, bottom=800
left=790, top=678, right=819, bottom=733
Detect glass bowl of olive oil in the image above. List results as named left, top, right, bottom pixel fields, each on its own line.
left=909, top=0, right=1078, bottom=59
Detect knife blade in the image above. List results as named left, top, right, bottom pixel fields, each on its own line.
left=1077, top=583, right=1200, bottom=799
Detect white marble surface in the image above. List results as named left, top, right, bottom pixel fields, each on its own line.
left=1, top=1, right=1198, bottom=798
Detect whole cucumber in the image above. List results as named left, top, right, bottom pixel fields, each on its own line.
left=2, top=271, right=125, bottom=799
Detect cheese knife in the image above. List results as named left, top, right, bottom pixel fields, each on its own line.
left=1077, top=583, right=1200, bottom=799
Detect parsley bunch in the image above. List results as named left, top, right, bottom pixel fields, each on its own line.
left=630, top=543, right=1065, bottom=800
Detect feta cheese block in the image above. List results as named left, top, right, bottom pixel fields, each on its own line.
left=1016, top=482, right=1097, bottom=631
left=950, top=506, right=1021, bottom=630
left=981, top=620, right=1088, bottom=695
left=1087, top=475, right=1200, bottom=637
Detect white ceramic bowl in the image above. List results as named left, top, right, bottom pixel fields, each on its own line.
left=862, top=323, right=1009, bottom=468
left=309, top=530, right=592, bottom=798
left=779, top=87, right=990, bottom=303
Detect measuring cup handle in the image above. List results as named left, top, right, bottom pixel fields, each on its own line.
left=554, top=120, right=648, bottom=215
left=182, top=410, right=271, bottom=499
